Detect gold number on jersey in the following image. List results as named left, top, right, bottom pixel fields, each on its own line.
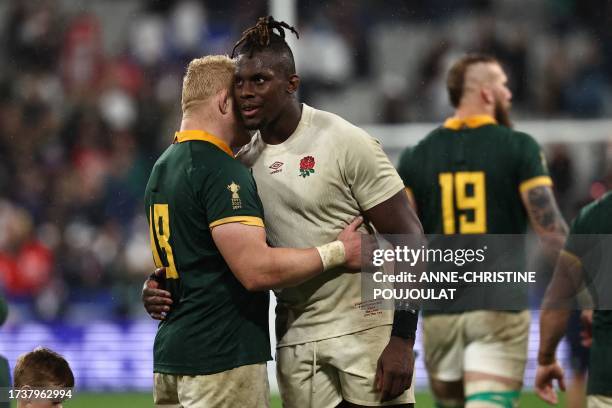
left=149, top=204, right=179, bottom=279
left=438, top=172, right=486, bottom=234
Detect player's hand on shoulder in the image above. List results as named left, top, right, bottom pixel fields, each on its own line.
left=535, top=361, right=565, bottom=404
left=337, top=216, right=364, bottom=270
left=142, top=267, right=173, bottom=320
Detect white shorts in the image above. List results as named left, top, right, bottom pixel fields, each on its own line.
left=423, top=310, right=530, bottom=382
left=276, top=325, right=415, bottom=408
left=588, top=395, right=612, bottom=408
left=153, top=363, right=269, bottom=408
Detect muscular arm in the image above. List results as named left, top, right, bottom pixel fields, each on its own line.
left=539, top=251, right=587, bottom=364
left=538, top=308, right=570, bottom=365
left=363, top=189, right=424, bottom=401
left=213, top=217, right=362, bottom=291
left=521, top=185, right=568, bottom=260
left=364, top=190, right=424, bottom=339
left=525, top=186, right=571, bottom=364
left=535, top=251, right=585, bottom=403
left=518, top=184, right=569, bottom=403
left=364, top=189, right=423, bottom=236
left=142, top=217, right=362, bottom=317
left=213, top=224, right=323, bottom=291
left=536, top=301, right=570, bottom=403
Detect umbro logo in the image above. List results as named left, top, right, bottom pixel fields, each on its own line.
left=269, top=161, right=284, bottom=174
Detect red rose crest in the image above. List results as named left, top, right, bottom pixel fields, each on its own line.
left=299, top=156, right=315, bottom=177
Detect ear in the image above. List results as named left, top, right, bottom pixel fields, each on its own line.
left=480, top=87, right=494, bottom=105
left=218, top=89, right=230, bottom=115
left=287, top=74, right=300, bottom=94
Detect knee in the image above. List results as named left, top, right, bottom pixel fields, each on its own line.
left=430, top=379, right=464, bottom=408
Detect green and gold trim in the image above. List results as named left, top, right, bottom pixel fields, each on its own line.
left=174, top=130, right=234, bottom=157
left=209, top=216, right=264, bottom=229
left=560, top=249, right=582, bottom=267
left=443, top=115, right=497, bottom=130
left=519, top=176, right=553, bottom=194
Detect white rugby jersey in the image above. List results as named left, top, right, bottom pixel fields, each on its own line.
left=238, top=104, right=403, bottom=346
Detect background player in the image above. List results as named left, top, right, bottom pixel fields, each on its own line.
left=13, top=347, right=74, bottom=408
left=145, top=16, right=424, bottom=408
left=536, top=191, right=612, bottom=407
left=145, top=54, right=365, bottom=408
left=398, top=54, right=568, bottom=407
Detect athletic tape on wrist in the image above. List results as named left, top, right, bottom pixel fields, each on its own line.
left=316, top=241, right=346, bottom=271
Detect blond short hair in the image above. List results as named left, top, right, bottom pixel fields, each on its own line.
left=181, top=55, right=235, bottom=114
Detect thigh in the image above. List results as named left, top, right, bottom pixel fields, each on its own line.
left=463, top=311, right=530, bottom=381
left=177, top=363, right=269, bottom=408
left=461, top=311, right=529, bottom=408
left=277, top=342, right=342, bottom=408
left=423, top=314, right=464, bottom=383
left=326, top=325, right=415, bottom=406
left=154, top=373, right=180, bottom=408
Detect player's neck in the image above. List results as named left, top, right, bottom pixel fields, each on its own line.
left=179, top=116, right=231, bottom=147
left=454, top=104, right=494, bottom=120
left=260, top=102, right=303, bottom=145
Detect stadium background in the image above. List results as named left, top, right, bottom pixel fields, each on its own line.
left=0, top=0, right=611, bottom=406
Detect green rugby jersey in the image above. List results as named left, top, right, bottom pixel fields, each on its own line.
left=145, top=129, right=271, bottom=375
left=398, top=116, right=551, bottom=235
left=398, top=116, right=552, bottom=312
left=564, top=192, right=612, bottom=396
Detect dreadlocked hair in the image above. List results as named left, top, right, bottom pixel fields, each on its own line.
left=231, top=16, right=299, bottom=59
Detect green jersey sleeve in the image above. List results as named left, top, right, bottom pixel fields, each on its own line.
left=515, top=132, right=552, bottom=192
left=563, top=196, right=608, bottom=259
left=199, top=163, right=264, bottom=229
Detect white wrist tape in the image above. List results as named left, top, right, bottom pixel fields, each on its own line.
left=316, top=240, right=346, bottom=271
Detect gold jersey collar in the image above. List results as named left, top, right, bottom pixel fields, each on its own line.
left=174, top=130, right=234, bottom=157
left=443, top=115, right=497, bottom=130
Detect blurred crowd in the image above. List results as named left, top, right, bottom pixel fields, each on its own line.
left=0, top=0, right=268, bottom=321
left=293, top=0, right=612, bottom=122
left=0, top=0, right=611, bottom=321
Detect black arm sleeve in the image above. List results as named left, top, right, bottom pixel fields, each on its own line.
left=391, top=308, right=418, bottom=339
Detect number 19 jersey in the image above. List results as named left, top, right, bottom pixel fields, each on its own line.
left=397, top=116, right=551, bottom=235
left=398, top=117, right=552, bottom=314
